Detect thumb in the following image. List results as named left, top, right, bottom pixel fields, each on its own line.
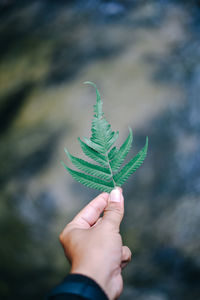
left=103, top=187, right=124, bottom=230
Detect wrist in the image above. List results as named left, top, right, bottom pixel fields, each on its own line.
left=70, top=265, right=109, bottom=298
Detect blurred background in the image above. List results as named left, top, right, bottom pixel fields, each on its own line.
left=0, top=0, right=200, bottom=299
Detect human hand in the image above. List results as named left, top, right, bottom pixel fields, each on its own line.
left=59, top=187, right=132, bottom=300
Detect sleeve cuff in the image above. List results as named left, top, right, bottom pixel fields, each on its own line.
left=47, top=273, right=109, bottom=300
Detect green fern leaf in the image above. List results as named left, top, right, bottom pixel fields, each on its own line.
left=108, top=146, right=118, bottom=160
left=64, top=149, right=112, bottom=180
left=113, top=137, right=148, bottom=186
left=84, top=81, right=103, bottom=118
left=78, top=138, right=108, bottom=166
left=62, top=82, right=148, bottom=192
left=110, top=127, right=133, bottom=172
left=62, top=164, right=114, bottom=193
left=107, top=131, right=119, bottom=150
left=83, top=137, right=105, bottom=153
left=90, top=114, right=117, bottom=152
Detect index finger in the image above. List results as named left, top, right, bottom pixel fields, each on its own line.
left=72, top=192, right=109, bottom=229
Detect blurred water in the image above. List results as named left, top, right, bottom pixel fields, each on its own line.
left=0, top=1, right=200, bottom=299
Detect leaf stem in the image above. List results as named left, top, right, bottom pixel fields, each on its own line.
left=106, top=154, right=116, bottom=188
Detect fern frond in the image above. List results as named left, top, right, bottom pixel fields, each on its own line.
left=108, top=146, right=118, bottom=160
left=62, top=163, right=114, bottom=193
left=85, top=82, right=119, bottom=153
left=83, top=137, right=105, bottom=153
left=110, top=127, right=133, bottom=172
left=107, top=131, right=119, bottom=150
left=62, top=82, right=148, bottom=193
left=64, top=149, right=112, bottom=180
left=113, top=137, right=148, bottom=186
left=90, top=116, right=118, bottom=153
left=78, top=138, right=108, bottom=166
left=84, top=81, right=103, bottom=118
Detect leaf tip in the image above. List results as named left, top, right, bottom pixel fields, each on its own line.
left=64, top=148, right=71, bottom=160
left=127, top=127, right=133, bottom=138
left=83, top=81, right=97, bottom=89
left=128, top=126, right=132, bottom=132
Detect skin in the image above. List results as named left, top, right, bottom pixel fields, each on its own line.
left=59, top=187, right=132, bottom=300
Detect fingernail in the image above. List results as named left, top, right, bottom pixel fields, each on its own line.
left=110, top=188, right=121, bottom=202
left=117, top=187, right=123, bottom=193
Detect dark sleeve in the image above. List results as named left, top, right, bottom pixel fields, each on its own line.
left=47, top=274, right=109, bottom=300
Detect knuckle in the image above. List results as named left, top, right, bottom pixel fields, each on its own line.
left=112, top=204, right=124, bottom=215
left=59, top=222, right=74, bottom=244
left=115, top=207, right=123, bottom=217
left=106, top=206, right=123, bottom=217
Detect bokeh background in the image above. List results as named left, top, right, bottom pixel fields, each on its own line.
left=0, top=0, right=200, bottom=299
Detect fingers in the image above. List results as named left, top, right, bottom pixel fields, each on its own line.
left=71, top=192, right=109, bottom=229
left=92, top=217, right=102, bottom=227
left=121, top=246, right=132, bottom=269
left=103, top=187, right=124, bottom=231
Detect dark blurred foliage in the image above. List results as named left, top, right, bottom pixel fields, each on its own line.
left=0, top=1, right=200, bottom=300
left=0, top=191, right=65, bottom=300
